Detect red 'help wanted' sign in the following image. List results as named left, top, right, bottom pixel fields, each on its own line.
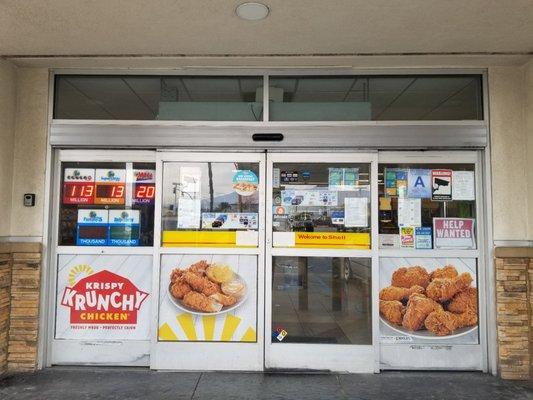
left=433, top=218, right=475, bottom=249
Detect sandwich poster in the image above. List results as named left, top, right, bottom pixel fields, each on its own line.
left=55, top=254, right=152, bottom=340
left=379, top=257, right=478, bottom=345
left=158, top=254, right=257, bottom=343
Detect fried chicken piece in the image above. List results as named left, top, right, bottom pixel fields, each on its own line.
left=402, top=293, right=443, bottom=331
left=170, top=268, right=184, bottom=284
left=380, top=300, right=405, bottom=325
left=391, top=266, right=430, bottom=289
left=426, top=273, right=473, bottom=303
left=447, top=287, right=478, bottom=313
left=183, top=271, right=220, bottom=296
left=379, top=285, right=424, bottom=301
left=209, top=292, right=237, bottom=307
left=189, top=260, right=209, bottom=276
left=424, top=310, right=478, bottom=336
left=182, top=291, right=222, bottom=313
left=170, top=280, right=192, bottom=300
left=430, top=265, right=458, bottom=281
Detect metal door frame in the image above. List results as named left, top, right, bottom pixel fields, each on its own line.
left=264, top=152, right=379, bottom=373
left=150, top=151, right=266, bottom=371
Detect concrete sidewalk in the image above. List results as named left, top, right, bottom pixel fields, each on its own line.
left=0, top=367, right=532, bottom=400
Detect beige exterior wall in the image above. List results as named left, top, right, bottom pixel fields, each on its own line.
left=488, top=66, right=532, bottom=242
left=0, top=60, right=17, bottom=238
left=9, top=68, right=49, bottom=238
left=526, top=61, right=533, bottom=241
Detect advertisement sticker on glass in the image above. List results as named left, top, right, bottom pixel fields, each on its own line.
left=158, top=254, right=257, bottom=342
left=433, top=218, right=476, bottom=249
left=56, top=254, right=152, bottom=340
left=400, top=226, right=415, bottom=248
left=281, top=189, right=338, bottom=207
left=379, top=258, right=478, bottom=345
left=133, top=169, right=156, bottom=205
left=379, top=234, right=400, bottom=249
left=232, top=170, right=258, bottom=196
left=201, top=213, right=258, bottom=230
left=431, top=169, right=453, bottom=201
left=328, top=168, right=359, bottom=191
left=415, top=227, right=432, bottom=249
left=407, top=169, right=431, bottom=199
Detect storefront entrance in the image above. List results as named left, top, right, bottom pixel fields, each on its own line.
left=47, top=149, right=487, bottom=372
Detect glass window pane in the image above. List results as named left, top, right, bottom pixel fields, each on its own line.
left=272, top=256, right=372, bottom=344
left=272, top=162, right=371, bottom=249
left=162, top=162, right=260, bottom=247
left=269, top=75, right=483, bottom=121
left=378, top=163, right=476, bottom=250
left=59, top=162, right=155, bottom=246
left=54, top=75, right=263, bottom=121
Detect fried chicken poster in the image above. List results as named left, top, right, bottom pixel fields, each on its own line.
left=379, top=258, right=478, bottom=344
left=158, top=254, right=257, bottom=342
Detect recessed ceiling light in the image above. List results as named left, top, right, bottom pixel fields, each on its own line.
left=235, top=2, right=270, bottom=21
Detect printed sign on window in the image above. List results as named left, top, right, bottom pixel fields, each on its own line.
left=407, top=169, right=431, bottom=198
left=55, top=254, right=152, bottom=340
left=431, top=169, right=453, bottom=201
left=433, top=218, right=475, bottom=249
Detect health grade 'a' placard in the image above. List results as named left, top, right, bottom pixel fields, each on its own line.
left=55, top=254, right=152, bottom=340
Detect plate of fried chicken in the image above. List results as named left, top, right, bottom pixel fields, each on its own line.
left=168, top=260, right=248, bottom=315
left=379, top=264, right=478, bottom=338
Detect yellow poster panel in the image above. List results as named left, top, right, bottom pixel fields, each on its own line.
left=294, top=231, right=370, bottom=249
left=162, top=230, right=256, bottom=247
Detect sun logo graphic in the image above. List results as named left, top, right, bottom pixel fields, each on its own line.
left=68, top=264, right=94, bottom=286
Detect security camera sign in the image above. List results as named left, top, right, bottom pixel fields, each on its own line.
left=431, top=169, right=452, bottom=201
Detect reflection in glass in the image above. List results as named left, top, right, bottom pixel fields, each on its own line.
left=272, top=257, right=372, bottom=344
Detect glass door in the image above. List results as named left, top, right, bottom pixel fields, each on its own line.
left=152, top=152, right=265, bottom=371
left=265, top=153, right=379, bottom=372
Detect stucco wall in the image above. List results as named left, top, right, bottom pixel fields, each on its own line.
left=0, top=60, right=17, bottom=238
left=9, top=68, right=49, bottom=238
left=488, top=66, right=531, bottom=242
left=526, top=60, right=533, bottom=241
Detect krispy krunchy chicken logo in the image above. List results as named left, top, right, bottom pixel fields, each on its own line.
left=61, top=269, right=148, bottom=324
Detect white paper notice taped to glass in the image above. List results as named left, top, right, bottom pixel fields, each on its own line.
left=452, top=171, right=475, bottom=200
left=398, top=198, right=421, bottom=227
left=344, top=197, right=368, bottom=227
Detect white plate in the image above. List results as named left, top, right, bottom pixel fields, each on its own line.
left=380, top=317, right=477, bottom=339
left=168, top=273, right=248, bottom=316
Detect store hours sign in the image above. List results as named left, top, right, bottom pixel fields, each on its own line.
left=55, top=254, right=152, bottom=340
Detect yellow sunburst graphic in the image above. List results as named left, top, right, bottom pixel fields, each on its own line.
left=68, top=264, right=94, bottom=286
left=159, top=313, right=256, bottom=342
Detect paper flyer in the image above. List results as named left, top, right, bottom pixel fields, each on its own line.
left=400, top=226, right=415, bottom=248
left=452, top=170, right=475, bottom=201
left=415, top=227, right=432, bottom=249
left=344, top=197, right=368, bottom=227
left=397, top=198, right=421, bottom=227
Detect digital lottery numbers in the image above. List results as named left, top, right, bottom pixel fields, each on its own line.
left=63, top=168, right=156, bottom=206
left=133, top=170, right=156, bottom=205
left=63, top=169, right=96, bottom=204
left=94, top=169, right=126, bottom=205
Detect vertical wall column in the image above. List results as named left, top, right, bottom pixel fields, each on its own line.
left=0, top=245, right=12, bottom=374
left=495, top=247, right=533, bottom=380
